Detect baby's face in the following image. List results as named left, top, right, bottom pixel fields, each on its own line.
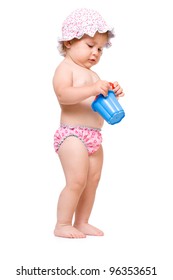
left=65, top=32, right=108, bottom=69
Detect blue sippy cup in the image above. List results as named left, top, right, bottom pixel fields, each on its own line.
left=91, top=90, right=125, bottom=125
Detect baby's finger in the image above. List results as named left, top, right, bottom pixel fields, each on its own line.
left=114, top=84, right=121, bottom=91
left=116, top=91, right=125, bottom=97
left=113, top=81, right=118, bottom=88
left=115, top=86, right=123, bottom=94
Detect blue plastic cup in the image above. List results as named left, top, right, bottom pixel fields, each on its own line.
left=91, top=90, right=125, bottom=125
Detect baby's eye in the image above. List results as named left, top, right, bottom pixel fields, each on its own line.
left=87, top=44, right=94, bottom=48
left=98, top=48, right=102, bottom=52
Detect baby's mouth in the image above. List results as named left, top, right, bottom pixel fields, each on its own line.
left=89, top=59, right=96, bottom=63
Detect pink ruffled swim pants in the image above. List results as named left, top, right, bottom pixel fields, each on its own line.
left=54, top=124, right=102, bottom=155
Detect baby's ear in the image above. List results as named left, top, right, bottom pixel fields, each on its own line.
left=64, top=41, right=72, bottom=49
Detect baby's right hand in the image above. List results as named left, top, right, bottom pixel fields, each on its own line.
left=93, top=80, right=111, bottom=97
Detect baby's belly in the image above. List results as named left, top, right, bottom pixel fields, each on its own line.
left=60, top=101, right=104, bottom=128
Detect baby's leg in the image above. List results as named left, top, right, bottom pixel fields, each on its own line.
left=74, top=146, right=104, bottom=236
left=54, top=137, right=89, bottom=238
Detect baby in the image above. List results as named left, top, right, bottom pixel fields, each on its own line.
left=53, top=8, right=124, bottom=238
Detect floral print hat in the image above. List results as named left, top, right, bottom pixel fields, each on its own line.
left=58, top=8, right=115, bottom=55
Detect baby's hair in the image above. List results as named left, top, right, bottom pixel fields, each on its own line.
left=58, top=41, right=67, bottom=56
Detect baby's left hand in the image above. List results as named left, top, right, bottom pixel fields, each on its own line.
left=111, top=81, right=125, bottom=99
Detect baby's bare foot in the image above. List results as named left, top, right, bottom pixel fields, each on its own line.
left=74, top=223, right=104, bottom=236
left=54, top=224, right=86, bottom=238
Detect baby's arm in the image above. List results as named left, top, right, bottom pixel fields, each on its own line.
left=53, top=63, right=110, bottom=105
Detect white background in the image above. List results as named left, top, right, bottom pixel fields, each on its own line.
left=0, top=0, right=173, bottom=279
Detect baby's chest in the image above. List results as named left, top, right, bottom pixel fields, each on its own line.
left=73, top=69, right=98, bottom=87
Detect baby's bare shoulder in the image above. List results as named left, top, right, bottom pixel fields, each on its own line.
left=90, top=69, right=100, bottom=81
left=54, top=60, right=72, bottom=75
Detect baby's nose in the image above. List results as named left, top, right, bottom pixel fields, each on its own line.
left=92, top=48, right=99, bottom=56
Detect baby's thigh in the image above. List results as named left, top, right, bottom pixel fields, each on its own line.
left=87, top=145, right=103, bottom=184
left=58, top=136, right=89, bottom=185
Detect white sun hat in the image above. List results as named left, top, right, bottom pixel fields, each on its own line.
left=57, top=8, right=115, bottom=55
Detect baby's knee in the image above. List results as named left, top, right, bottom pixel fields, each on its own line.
left=68, top=175, right=87, bottom=192
left=90, top=172, right=102, bottom=186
